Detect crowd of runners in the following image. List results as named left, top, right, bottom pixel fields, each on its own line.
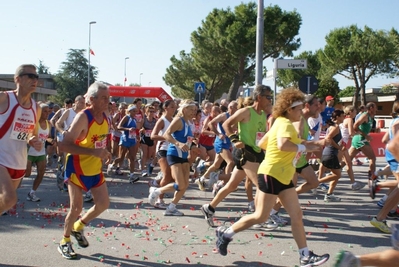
left=2, top=64, right=399, bottom=266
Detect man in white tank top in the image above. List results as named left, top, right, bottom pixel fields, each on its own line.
left=55, top=95, right=86, bottom=135
left=0, top=64, right=43, bottom=214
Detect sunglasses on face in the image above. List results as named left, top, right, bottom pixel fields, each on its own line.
left=19, top=73, right=39, bottom=80
left=262, top=95, right=272, bottom=100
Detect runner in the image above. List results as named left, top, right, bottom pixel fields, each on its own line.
left=0, top=64, right=42, bottom=214
left=57, top=82, right=112, bottom=259
left=25, top=103, right=52, bottom=202
left=148, top=99, right=196, bottom=216
left=213, top=87, right=329, bottom=267
left=200, top=84, right=271, bottom=227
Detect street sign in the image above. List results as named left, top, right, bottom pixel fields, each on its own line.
left=194, top=82, right=205, bottom=94
left=299, top=75, right=319, bottom=95
left=276, top=59, right=307, bottom=69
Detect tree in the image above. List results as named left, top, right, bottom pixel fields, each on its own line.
left=338, top=86, right=357, bottom=97
left=52, top=49, right=98, bottom=103
left=36, top=60, right=50, bottom=74
left=319, top=25, right=397, bottom=106
left=164, top=3, right=302, bottom=101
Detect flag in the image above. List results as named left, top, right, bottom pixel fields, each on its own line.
left=90, top=49, right=95, bottom=56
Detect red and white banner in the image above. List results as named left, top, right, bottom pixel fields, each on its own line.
left=109, top=86, right=173, bottom=102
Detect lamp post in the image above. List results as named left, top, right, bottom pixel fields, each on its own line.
left=124, top=57, right=129, bottom=86
left=139, top=73, right=143, bottom=86
left=88, top=21, right=96, bottom=89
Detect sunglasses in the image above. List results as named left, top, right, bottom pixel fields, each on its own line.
left=20, top=73, right=39, bottom=80
left=262, top=95, right=273, bottom=100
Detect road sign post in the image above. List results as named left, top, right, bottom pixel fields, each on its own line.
left=194, top=82, right=205, bottom=104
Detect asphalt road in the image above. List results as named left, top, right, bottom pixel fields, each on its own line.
left=0, top=158, right=394, bottom=267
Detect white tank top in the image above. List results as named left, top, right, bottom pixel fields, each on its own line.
left=157, top=116, right=171, bottom=151
left=28, top=120, right=49, bottom=156
left=339, top=121, right=350, bottom=143
left=0, top=91, right=37, bottom=169
left=64, top=108, right=77, bottom=130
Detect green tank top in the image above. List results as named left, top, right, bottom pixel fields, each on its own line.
left=358, top=112, right=373, bottom=135
left=296, top=117, right=310, bottom=168
left=238, top=107, right=266, bottom=153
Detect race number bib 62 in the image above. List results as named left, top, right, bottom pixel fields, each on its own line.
left=95, top=139, right=107, bottom=149
left=10, top=122, right=35, bottom=141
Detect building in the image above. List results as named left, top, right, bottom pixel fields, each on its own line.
left=0, top=74, right=57, bottom=101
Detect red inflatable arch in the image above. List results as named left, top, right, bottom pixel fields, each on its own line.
left=109, top=86, right=173, bottom=102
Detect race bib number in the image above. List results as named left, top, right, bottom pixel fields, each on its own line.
left=255, top=132, right=265, bottom=146
left=38, top=133, right=49, bottom=143
left=135, top=114, right=142, bottom=122
left=186, top=136, right=193, bottom=147
left=95, top=139, right=107, bottom=149
left=128, top=130, right=136, bottom=139
left=292, top=151, right=302, bottom=167
left=10, top=122, right=35, bottom=141
left=145, top=130, right=152, bottom=137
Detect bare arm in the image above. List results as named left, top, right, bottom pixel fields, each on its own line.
left=58, top=112, right=111, bottom=162
left=55, top=109, right=69, bottom=133
left=209, top=113, right=227, bottom=136
left=201, top=116, right=214, bottom=135
left=163, top=117, right=189, bottom=152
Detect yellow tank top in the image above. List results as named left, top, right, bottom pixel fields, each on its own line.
left=65, top=109, right=109, bottom=176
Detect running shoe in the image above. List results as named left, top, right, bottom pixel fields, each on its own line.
left=164, top=207, right=184, bottom=216
left=300, top=251, right=329, bottom=267
left=212, top=181, right=224, bottom=197
left=369, top=179, right=379, bottom=199
left=148, top=187, right=160, bottom=206
left=27, top=192, right=40, bottom=202
left=83, top=192, right=93, bottom=203
left=71, top=229, right=89, bottom=247
left=334, top=250, right=360, bottom=267
left=319, top=183, right=329, bottom=191
left=129, top=174, right=140, bottom=184
left=215, top=226, right=232, bottom=256
left=115, top=168, right=123, bottom=175
left=195, top=177, right=206, bottom=191
left=351, top=181, right=365, bottom=191
left=200, top=204, right=215, bottom=227
left=387, top=211, right=399, bottom=219
left=58, top=242, right=77, bottom=260
left=154, top=200, right=168, bottom=209
left=270, top=213, right=288, bottom=226
left=253, top=220, right=278, bottom=230
left=324, top=194, right=341, bottom=202
left=106, top=164, right=113, bottom=176
left=370, top=217, right=391, bottom=233
left=208, top=172, right=219, bottom=189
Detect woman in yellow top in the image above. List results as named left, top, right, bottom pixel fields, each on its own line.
left=215, top=88, right=330, bottom=267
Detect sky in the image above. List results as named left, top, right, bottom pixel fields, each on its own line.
left=1, top=0, right=398, bottom=97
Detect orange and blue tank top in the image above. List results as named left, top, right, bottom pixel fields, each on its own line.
left=65, top=109, right=109, bottom=176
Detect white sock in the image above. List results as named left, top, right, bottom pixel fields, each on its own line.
left=270, top=209, right=278, bottom=215
left=154, top=188, right=162, bottom=195
left=299, top=247, right=310, bottom=258
left=223, top=227, right=235, bottom=239
left=168, top=203, right=176, bottom=210
left=382, top=195, right=388, bottom=201
left=374, top=171, right=379, bottom=176
left=30, top=189, right=35, bottom=194
left=355, top=256, right=362, bottom=266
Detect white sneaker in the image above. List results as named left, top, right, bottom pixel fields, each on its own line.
left=208, top=172, right=219, bottom=189
left=106, top=164, right=113, bottom=176
left=83, top=192, right=93, bottom=202
left=148, top=187, right=160, bottom=206
left=324, top=194, right=341, bottom=202
left=270, top=213, right=288, bottom=226
left=27, top=192, right=40, bottom=202
left=351, top=181, right=366, bottom=191
left=164, top=207, right=184, bottom=216
left=195, top=177, right=206, bottom=191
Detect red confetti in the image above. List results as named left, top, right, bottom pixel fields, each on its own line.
left=125, top=254, right=129, bottom=258
left=241, top=255, right=246, bottom=259
left=323, top=224, right=329, bottom=228
left=255, top=233, right=259, bottom=239
left=191, top=252, right=197, bottom=255
left=186, top=257, right=190, bottom=263
left=258, top=251, right=262, bottom=256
